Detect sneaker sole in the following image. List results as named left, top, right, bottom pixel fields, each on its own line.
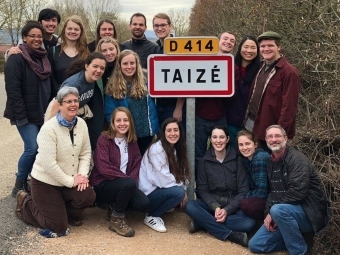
left=143, top=220, right=167, bottom=233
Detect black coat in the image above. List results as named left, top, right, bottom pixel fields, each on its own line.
left=197, top=146, right=249, bottom=215
left=4, top=54, right=52, bottom=125
left=122, top=37, right=159, bottom=69
left=266, top=146, right=330, bottom=233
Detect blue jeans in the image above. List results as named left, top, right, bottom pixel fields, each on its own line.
left=156, top=105, right=186, bottom=132
left=185, top=200, right=256, bottom=241
left=147, top=186, right=185, bottom=217
left=16, top=123, right=40, bottom=180
left=249, top=204, right=313, bottom=255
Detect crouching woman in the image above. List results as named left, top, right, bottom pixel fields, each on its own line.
left=90, top=107, right=150, bottom=237
left=15, top=87, right=96, bottom=237
left=184, top=126, right=255, bottom=247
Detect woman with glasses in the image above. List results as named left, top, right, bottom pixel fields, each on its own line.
left=184, top=125, right=255, bottom=247
left=4, top=21, right=53, bottom=197
left=15, top=87, right=96, bottom=238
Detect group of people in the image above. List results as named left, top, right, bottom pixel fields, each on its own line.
left=3, top=7, right=331, bottom=255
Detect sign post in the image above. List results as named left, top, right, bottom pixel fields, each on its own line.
left=148, top=37, right=234, bottom=200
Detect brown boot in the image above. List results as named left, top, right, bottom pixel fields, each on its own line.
left=16, top=190, right=28, bottom=219
left=106, top=204, right=113, bottom=221
left=109, top=215, right=135, bottom=237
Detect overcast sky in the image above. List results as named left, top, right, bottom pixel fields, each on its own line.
left=120, top=0, right=195, bottom=28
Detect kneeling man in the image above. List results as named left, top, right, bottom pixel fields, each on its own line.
left=249, top=125, right=330, bottom=255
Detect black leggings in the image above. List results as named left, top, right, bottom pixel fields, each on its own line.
left=94, top=177, right=149, bottom=214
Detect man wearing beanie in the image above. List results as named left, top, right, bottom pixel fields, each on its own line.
left=244, top=31, right=300, bottom=152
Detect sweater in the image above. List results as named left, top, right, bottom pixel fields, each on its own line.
left=31, top=117, right=92, bottom=188
left=89, top=134, right=141, bottom=187
left=139, top=140, right=186, bottom=195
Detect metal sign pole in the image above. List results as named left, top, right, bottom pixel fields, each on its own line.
left=186, top=98, right=195, bottom=200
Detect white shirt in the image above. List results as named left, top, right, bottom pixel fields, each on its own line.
left=114, top=137, right=128, bottom=174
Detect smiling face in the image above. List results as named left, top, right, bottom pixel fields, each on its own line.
left=129, top=16, right=146, bottom=39
left=58, top=93, right=79, bottom=121
left=219, top=32, right=236, bottom=53
left=265, top=127, right=288, bottom=153
left=85, top=58, right=106, bottom=83
left=40, top=17, right=58, bottom=35
left=210, top=128, right=229, bottom=152
left=23, top=28, right=43, bottom=49
left=65, top=20, right=81, bottom=41
left=99, top=22, right=114, bottom=39
left=100, top=42, right=118, bottom=62
left=260, top=39, right=281, bottom=63
left=165, top=122, right=180, bottom=145
left=121, top=54, right=136, bottom=78
left=113, top=111, right=130, bottom=138
left=153, top=18, right=172, bottom=40
left=238, top=135, right=257, bottom=160
left=240, top=39, right=258, bottom=66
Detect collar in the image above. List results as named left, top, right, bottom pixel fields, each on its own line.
left=271, top=146, right=287, bottom=162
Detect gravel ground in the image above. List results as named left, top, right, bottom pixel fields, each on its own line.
left=0, top=74, right=289, bottom=255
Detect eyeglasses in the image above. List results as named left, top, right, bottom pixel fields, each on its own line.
left=62, top=99, right=79, bottom=104
left=266, top=134, right=285, bottom=139
left=26, top=34, right=44, bottom=39
left=153, top=24, right=168, bottom=29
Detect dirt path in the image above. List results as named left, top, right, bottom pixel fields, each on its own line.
left=0, top=74, right=287, bottom=255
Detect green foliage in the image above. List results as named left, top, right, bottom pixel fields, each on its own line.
left=189, top=0, right=340, bottom=253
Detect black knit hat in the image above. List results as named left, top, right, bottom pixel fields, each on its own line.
left=257, top=31, right=281, bottom=42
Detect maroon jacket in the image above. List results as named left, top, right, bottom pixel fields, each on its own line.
left=89, top=134, right=141, bottom=187
left=246, top=57, right=300, bottom=140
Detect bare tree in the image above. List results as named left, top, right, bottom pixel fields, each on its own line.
left=168, top=8, right=190, bottom=36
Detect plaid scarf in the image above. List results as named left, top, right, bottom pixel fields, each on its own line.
left=18, top=43, right=51, bottom=80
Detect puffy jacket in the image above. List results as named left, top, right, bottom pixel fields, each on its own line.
left=266, top=146, right=331, bottom=233
left=197, top=146, right=249, bottom=215
left=4, top=54, right=52, bottom=125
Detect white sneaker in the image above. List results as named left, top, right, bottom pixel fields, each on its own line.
left=144, top=215, right=167, bottom=233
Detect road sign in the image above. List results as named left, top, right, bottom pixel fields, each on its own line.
left=164, top=37, right=219, bottom=55
left=148, top=54, right=234, bottom=97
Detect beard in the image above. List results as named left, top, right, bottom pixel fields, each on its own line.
left=267, top=140, right=287, bottom=152
left=131, top=29, right=144, bottom=39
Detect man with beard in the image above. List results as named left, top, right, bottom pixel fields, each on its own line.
left=123, top=13, right=159, bottom=69
left=249, top=125, right=330, bottom=255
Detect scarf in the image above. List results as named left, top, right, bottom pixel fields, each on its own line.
left=56, top=111, right=77, bottom=129
left=18, top=43, right=51, bottom=80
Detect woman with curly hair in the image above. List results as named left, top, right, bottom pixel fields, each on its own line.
left=139, top=118, right=189, bottom=233
left=105, top=50, right=159, bottom=154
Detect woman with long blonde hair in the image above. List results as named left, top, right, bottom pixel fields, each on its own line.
left=48, top=15, right=89, bottom=91
left=105, top=50, right=159, bottom=154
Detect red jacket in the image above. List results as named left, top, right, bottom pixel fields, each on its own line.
left=89, top=134, right=141, bottom=187
left=246, top=57, right=300, bottom=140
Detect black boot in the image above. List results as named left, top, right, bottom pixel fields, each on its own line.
left=11, top=178, right=26, bottom=198
left=227, top=231, right=248, bottom=247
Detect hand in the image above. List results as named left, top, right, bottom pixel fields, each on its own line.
left=215, top=208, right=227, bottom=222
left=8, top=46, right=22, bottom=57
left=180, top=193, right=188, bottom=209
left=264, top=214, right=277, bottom=232
left=173, top=107, right=183, bottom=122
left=73, top=174, right=89, bottom=190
